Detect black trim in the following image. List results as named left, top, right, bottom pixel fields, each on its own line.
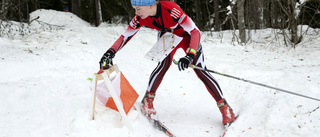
left=148, top=54, right=171, bottom=93
left=151, top=2, right=172, bottom=33
left=154, top=3, right=161, bottom=18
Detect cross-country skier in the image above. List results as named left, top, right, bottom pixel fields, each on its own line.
left=99, top=0, right=236, bottom=126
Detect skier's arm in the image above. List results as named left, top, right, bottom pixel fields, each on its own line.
left=100, top=16, right=141, bottom=67
left=109, top=16, right=142, bottom=52
left=174, top=11, right=200, bottom=71
left=178, top=15, right=200, bottom=56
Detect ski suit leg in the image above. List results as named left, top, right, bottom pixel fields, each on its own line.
left=146, top=31, right=177, bottom=94
left=146, top=33, right=225, bottom=102
left=147, top=51, right=175, bottom=94
left=192, top=45, right=224, bottom=102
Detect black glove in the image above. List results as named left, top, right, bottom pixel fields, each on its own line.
left=99, top=49, right=115, bottom=69
left=178, top=53, right=194, bottom=71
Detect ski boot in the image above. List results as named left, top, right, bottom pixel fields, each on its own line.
left=141, top=91, right=157, bottom=115
left=217, top=98, right=236, bottom=126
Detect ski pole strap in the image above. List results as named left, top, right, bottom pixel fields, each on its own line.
left=172, top=59, right=320, bottom=102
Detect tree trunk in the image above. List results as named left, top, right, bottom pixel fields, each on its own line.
left=277, top=0, right=301, bottom=46
left=71, top=0, right=82, bottom=18
left=254, top=0, right=261, bottom=29
left=288, top=0, right=298, bottom=45
left=95, top=0, right=102, bottom=26
left=1, top=0, right=8, bottom=20
left=237, top=0, right=246, bottom=43
left=263, top=0, right=271, bottom=28
left=194, top=0, right=201, bottom=27
left=214, top=0, right=220, bottom=31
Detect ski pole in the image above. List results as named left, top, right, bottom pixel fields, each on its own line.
left=173, top=59, right=320, bottom=102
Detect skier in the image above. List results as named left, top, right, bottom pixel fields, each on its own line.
left=100, top=0, right=236, bottom=126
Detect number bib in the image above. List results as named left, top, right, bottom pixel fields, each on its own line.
left=145, top=32, right=183, bottom=62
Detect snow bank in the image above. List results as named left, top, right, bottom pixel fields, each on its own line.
left=29, top=9, right=91, bottom=27
left=1, top=9, right=320, bottom=137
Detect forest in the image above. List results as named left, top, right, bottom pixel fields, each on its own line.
left=1, top=0, right=320, bottom=47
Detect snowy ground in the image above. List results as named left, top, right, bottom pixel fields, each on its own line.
left=1, top=9, right=319, bottom=137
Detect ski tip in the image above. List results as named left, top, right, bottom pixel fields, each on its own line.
left=221, top=115, right=239, bottom=137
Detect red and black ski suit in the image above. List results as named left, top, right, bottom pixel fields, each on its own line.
left=109, top=1, right=224, bottom=102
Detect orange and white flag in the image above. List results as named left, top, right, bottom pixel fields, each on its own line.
left=96, top=71, right=139, bottom=114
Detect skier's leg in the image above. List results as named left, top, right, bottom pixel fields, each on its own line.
left=147, top=52, right=174, bottom=94
left=192, top=45, right=224, bottom=102
left=141, top=48, right=177, bottom=115
left=192, top=45, right=236, bottom=125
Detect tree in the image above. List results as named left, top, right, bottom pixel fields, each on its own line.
left=71, top=0, right=82, bottom=18
left=1, top=0, right=8, bottom=20
left=214, top=0, right=220, bottom=31
left=262, top=0, right=272, bottom=28
left=0, top=0, right=45, bottom=22
left=194, top=0, right=201, bottom=28
left=299, top=0, right=320, bottom=28
left=244, top=0, right=262, bottom=29
left=117, top=0, right=135, bottom=22
left=95, top=0, right=102, bottom=26
left=237, top=0, right=246, bottom=43
left=277, top=0, right=302, bottom=46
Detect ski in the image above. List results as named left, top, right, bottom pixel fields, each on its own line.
left=143, top=113, right=176, bottom=137
left=136, top=102, right=175, bottom=137
left=220, top=115, right=239, bottom=137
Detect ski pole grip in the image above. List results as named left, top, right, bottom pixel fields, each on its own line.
left=172, top=59, right=178, bottom=65
left=172, top=59, right=196, bottom=69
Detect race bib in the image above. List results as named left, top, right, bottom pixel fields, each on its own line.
left=144, top=32, right=183, bottom=62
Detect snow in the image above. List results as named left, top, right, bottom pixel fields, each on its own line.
left=1, top=9, right=320, bottom=137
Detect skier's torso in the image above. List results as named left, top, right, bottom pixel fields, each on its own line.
left=134, top=1, right=190, bottom=37
left=111, top=1, right=200, bottom=54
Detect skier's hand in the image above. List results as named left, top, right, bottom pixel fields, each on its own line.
left=178, top=53, right=194, bottom=71
left=99, top=49, right=115, bottom=68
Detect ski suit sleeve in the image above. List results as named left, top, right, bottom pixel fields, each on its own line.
left=109, top=15, right=142, bottom=53
left=178, top=15, right=200, bottom=56
left=165, top=2, right=200, bottom=56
